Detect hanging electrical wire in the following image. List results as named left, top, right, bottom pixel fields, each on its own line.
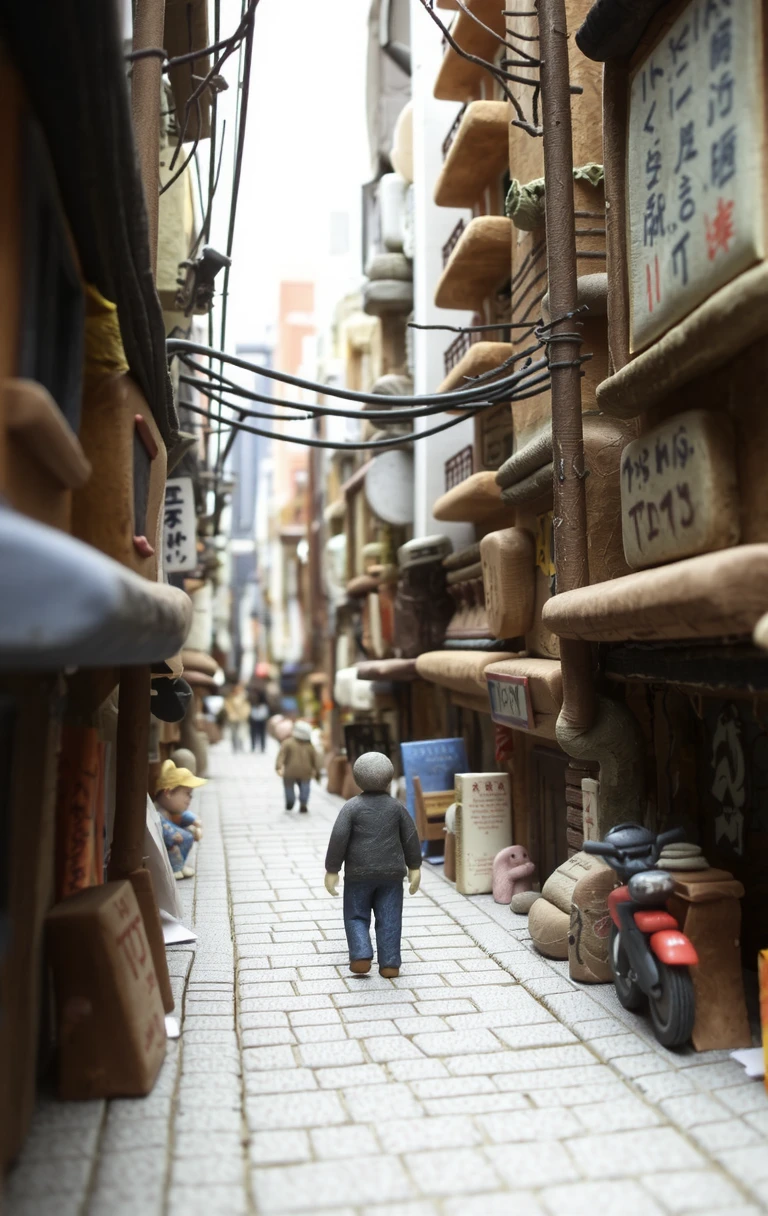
left=179, top=375, right=553, bottom=452
left=166, top=336, right=556, bottom=409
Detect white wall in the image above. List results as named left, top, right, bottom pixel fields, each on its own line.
left=409, top=0, right=475, bottom=551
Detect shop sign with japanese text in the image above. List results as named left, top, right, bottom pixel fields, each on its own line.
left=163, top=477, right=196, bottom=573
left=628, top=0, right=764, bottom=350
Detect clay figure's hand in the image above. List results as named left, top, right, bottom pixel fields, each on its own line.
left=276, top=767, right=284, bottom=778
left=324, top=871, right=340, bottom=897
left=408, top=868, right=421, bottom=895
left=192, top=824, right=203, bottom=842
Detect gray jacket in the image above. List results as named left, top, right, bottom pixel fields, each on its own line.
left=325, top=793, right=422, bottom=882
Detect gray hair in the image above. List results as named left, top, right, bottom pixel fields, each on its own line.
left=352, top=751, right=394, bottom=792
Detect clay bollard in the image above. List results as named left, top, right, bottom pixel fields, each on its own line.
left=528, top=898, right=570, bottom=958
left=529, top=851, right=608, bottom=962
left=492, top=845, right=535, bottom=904
left=568, top=865, right=615, bottom=983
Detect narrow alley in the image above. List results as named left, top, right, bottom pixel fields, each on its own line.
left=8, top=743, right=768, bottom=1216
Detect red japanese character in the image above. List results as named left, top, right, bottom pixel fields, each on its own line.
left=705, top=198, right=735, bottom=260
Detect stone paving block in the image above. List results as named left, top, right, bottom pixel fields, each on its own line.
left=632, top=1070, right=697, bottom=1102
left=292, top=1021, right=350, bottom=1043
left=643, top=1169, right=747, bottom=1212
left=334, top=988, right=422, bottom=1009
left=494, top=1023, right=577, bottom=1049
left=7, top=1194, right=84, bottom=1216
left=540, top=1179, right=665, bottom=1216
left=173, top=1131, right=243, bottom=1159
left=745, top=1108, right=768, bottom=1135
left=167, top=1185, right=250, bottom=1216
left=176, top=1106, right=243, bottom=1134
left=716, top=1083, right=768, bottom=1115
left=249, top=1129, right=312, bottom=1165
left=363, top=1035, right=426, bottom=1062
left=394, top=1016, right=448, bottom=1035
left=611, top=1051, right=677, bottom=1080
left=18, top=1120, right=102, bottom=1161
left=242, top=1044, right=297, bottom=1071
left=359, top=1203, right=440, bottom=1216
left=252, top=1154, right=414, bottom=1211
left=288, top=1006, right=343, bottom=1026
left=297, top=1039, right=365, bottom=1068
left=486, top=1141, right=579, bottom=1188
left=241, top=1026, right=296, bottom=1048
left=424, top=1092, right=530, bottom=1116
left=387, top=1059, right=450, bottom=1082
left=5, top=1158, right=92, bottom=1203
left=413, top=999, right=477, bottom=1017
left=659, top=1092, right=730, bottom=1128
left=715, top=1145, right=768, bottom=1185
left=91, top=1147, right=168, bottom=1189
left=343, top=1082, right=423, bottom=1122
left=575, top=1094, right=661, bottom=1131
left=411, top=1029, right=505, bottom=1057
left=446, top=971, right=516, bottom=988
left=688, top=1118, right=762, bottom=1153
left=379, top=1113, right=482, bottom=1154
left=343, top=1002, right=418, bottom=1023
left=478, top=1107, right=581, bottom=1143
left=569, top=1127, right=705, bottom=1178
left=246, top=1089, right=346, bottom=1130
left=448, top=1043, right=594, bottom=1076
left=171, top=1152, right=244, bottom=1185
left=406, top=1147, right=501, bottom=1197
left=494, top=1063, right=616, bottom=1092
left=316, top=1062, right=387, bottom=1088
left=442, top=1192, right=545, bottom=1216
left=470, top=986, right=553, bottom=1014
left=310, top=1124, right=380, bottom=1159
left=243, top=1067, right=318, bottom=1095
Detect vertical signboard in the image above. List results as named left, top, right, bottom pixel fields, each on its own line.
left=163, top=477, right=197, bottom=574
left=628, top=0, right=764, bottom=350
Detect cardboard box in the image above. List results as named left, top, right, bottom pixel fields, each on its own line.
left=46, top=881, right=166, bottom=1099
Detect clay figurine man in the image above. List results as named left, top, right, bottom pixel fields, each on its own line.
left=324, top=751, right=421, bottom=978
left=154, top=760, right=207, bottom=880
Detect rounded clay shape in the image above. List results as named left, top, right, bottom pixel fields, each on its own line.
left=352, top=750, right=394, bottom=792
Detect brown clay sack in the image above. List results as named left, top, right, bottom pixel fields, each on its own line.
left=568, top=865, right=616, bottom=984
left=528, top=897, right=570, bottom=959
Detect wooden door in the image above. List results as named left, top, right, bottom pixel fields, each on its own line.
left=530, top=745, right=569, bottom=883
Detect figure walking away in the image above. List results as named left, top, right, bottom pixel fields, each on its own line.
left=276, top=720, right=321, bottom=813
left=249, top=691, right=269, bottom=752
left=324, top=751, right=421, bottom=978
left=223, top=682, right=250, bottom=753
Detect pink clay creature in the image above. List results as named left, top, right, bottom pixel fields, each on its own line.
left=492, top=845, right=536, bottom=904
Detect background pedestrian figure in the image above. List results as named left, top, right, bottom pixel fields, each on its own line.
left=276, top=720, right=321, bottom=813
left=249, top=691, right=269, bottom=752
left=223, top=682, right=250, bottom=753
left=324, top=751, right=422, bottom=978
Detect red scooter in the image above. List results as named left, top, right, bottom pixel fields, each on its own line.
left=584, top=824, right=698, bottom=1048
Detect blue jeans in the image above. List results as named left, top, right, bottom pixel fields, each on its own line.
left=284, top=779, right=310, bottom=809
left=343, top=880, right=403, bottom=969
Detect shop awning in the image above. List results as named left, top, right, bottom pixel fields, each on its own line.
left=0, top=507, right=191, bottom=669
left=542, top=545, right=768, bottom=644
left=356, top=659, right=418, bottom=682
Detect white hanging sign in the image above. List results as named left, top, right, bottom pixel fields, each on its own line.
left=163, top=478, right=197, bottom=573
left=627, top=0, right=764, bottom=351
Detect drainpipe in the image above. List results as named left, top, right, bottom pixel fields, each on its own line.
left=538, top=0, right=646, bottom=830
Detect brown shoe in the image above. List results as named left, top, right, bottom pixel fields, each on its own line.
left=349, top=959, right=371, bottom=975
left=379, top=966, right=400, bottom=978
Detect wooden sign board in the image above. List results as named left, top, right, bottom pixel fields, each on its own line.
left=628, top=0, right=764, bottom=351
left=487, top=672, right=533, bottom=730
left=619, top=408, right=739, bottom=568
left=163, top=477, right=197, bottom=573
left=46, top=881, right=166, bottom=1099
left=400, top=737, right=468, bottom=820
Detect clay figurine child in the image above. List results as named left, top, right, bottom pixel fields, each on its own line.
left=154, top=760, right=207, bottom=880
left=324, top=751, right=422, bottom=978
left=276, top=720, right=321, bottom=813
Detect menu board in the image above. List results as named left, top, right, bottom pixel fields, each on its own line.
left=628, top=0, right=764, bottom=350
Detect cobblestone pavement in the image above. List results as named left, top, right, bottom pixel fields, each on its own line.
left=6, top=744, right=768, bottom=1215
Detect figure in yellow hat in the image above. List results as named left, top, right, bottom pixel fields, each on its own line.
left=154, top=760, right=208, bottom=880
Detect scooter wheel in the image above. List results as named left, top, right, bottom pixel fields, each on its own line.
left=610, top=924, right=644, bottom=1010
left=649, top=962, right=695, bottom=1049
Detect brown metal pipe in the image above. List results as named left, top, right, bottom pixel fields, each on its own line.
left=131, top=0, right=166, bottom=273
left=538, top=0, right=596, bottom=734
